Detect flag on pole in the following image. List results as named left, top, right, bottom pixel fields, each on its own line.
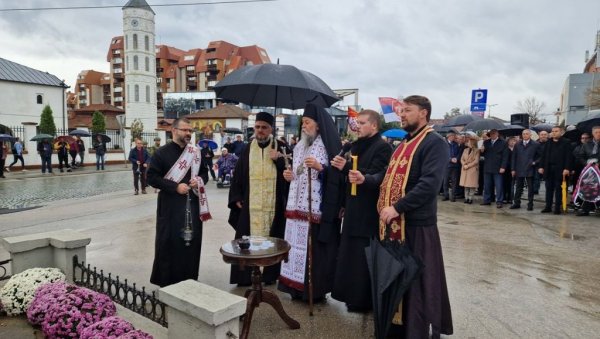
left=379, top=97, right=403, bottom=123
left=348, top=106, right=360, bottom=133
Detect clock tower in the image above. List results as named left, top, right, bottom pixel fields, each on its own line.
left=122, top=0, right=156, bottom=131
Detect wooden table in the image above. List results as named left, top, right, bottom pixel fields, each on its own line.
left=220, top=237, right=300, bottom=339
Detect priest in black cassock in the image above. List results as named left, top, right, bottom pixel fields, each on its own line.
left=227, top=112, right=290, bottom=285
left=279, top=103, right=345, bottom=302
left=147, top=118, right=209, bottom=287
left=330, top=109, right=392, bottom=312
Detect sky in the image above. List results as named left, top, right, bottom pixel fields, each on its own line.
left=1, top=0, right=600, bottom=121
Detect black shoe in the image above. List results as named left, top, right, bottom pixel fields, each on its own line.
left=480, top=202, right=491, bottom=206
left=134, top=191, right=139, bottom=195
left=450, top=199, right=456, bottom=202
left=346, top=304, right=371, bottom=313
left=541, top=208, right=552, bottom=213
left=442, top=197, right=449, bottom=201
left=576, top=211, right=590, bottom=216
left=509, top=204, right=520, bottom=209
left=464, top=200, right=469, bottom=204
left=497, top=203, right=503, bottom=208
left=553, top=210, right=561, bottom=215
left=468, top=199, right=473, bottom=204
left=527, top=205, right=533, bottom=211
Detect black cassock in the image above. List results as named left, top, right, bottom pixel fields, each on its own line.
left=331, top=133, right=392, bottom=311
left=147, top=142, right=208, bottom=287
left=227, top=140, right=289, bottom=285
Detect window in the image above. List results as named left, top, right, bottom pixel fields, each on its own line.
left=126, top=56, right=129, bottom=71
left=36, top=94, right=43, bottom=104
left=133, top=55, right=138, bottom=70
left=146, top=85, right=150, bottom=103
left=125, top=35, right=128, bottom=49
left=145, top=35, right=149, bottom=51
left=127, top=85, right=130, bottom=103
left=133, top=34, right=138, bottom=50
left=145, top=56, right=149, bottom=72
left=135, top=85, right=139, bottom=102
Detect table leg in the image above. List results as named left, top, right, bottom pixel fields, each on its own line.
left=262, top=290, right=301, bottom=329
left=240, top=290, right=259, bottom=339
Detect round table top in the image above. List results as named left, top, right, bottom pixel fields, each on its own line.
left=220, top=237, right=290, bottom=262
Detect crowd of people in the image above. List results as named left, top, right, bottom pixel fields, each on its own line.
left=146, top=97, right=454, bottom=339
left=440, top=125, right=600, bottom=217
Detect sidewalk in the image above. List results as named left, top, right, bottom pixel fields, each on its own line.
left=2, top=163, right=130, bottom=181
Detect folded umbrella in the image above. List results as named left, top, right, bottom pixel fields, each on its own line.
left=562, top=174, right=568, bottom=213
left=365, top=229, right=423, bottom=339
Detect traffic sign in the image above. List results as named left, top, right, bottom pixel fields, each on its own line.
left=471, top=89, right=487, bottom=112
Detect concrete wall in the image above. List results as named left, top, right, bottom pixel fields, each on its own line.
left=0, top=81, right=65, bottom=128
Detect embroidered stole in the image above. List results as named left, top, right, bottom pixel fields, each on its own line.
left=279, top=136, right=328, bottom=290
left=377, top=127, right=432, bottom=241
left=164, top=144, right=212, bottom=221
left=248, top=138, right=277, bottom=236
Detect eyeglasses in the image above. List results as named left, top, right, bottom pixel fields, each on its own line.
left=174, top=128, right=194, bottom=133
left=254, top=125, right=271, bottom=130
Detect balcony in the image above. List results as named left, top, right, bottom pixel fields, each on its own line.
left=207, top=81, right=217, bottom=88
left=80, top=99, right=87, bottom=104
left=113, top=58, right=123, bottom=64
left=114, top=87, right=123, bottom=93
left=114, top=69, right=123, bottom=74
left=188, top=77, right=197, bottom=82
left=114, top=97, right=123, bottom=102
left=186, top=66, right=195, bottom=71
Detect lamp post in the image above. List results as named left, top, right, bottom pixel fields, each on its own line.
left=487, top=104, right=498, bottom=118
left=60, top=80, right=70, bottom=132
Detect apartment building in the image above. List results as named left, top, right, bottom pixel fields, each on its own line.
left=73, top=70, right=111, bottom=109
left=106, top=36, right=125, bottom=109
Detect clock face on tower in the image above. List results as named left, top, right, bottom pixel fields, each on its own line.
left=131, top=19, right=139, bottom=27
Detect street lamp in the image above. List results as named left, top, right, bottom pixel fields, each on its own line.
left=60, top=80, right=70, bottom=131
left=487, top=104, right=498, bottom=118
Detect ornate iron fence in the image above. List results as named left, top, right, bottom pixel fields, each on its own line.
left=72, top=255, right=167, bottom=327
left=0, top=259, right=11, bottom=281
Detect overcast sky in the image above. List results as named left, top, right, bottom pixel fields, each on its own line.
left=1, top=0, right=599, bottom=120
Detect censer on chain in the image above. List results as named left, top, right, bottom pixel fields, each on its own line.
left=181, top=191, right=193, bottom=246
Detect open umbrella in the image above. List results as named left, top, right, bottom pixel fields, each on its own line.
left=92, top=133, right=111, bottom=143
left=382, top=129, right=408, bottom=139
left=54, top=135, right=76, bottom=144
left=30, top=133, right=54, bottom=141
left=563, top=126, right=582, bottom=142
left=576, top=112, right=600, bottom=133
left=0, top=134, right=15, bottom=142
left=531, top=123, right=553, bottom=133
left=365, top=228, right=423, bottom=339
left=463, top=119, right=505, bottom=132
left=499, top=125, right=525, bottom=137
left=69, top=129, right=92, bottom=137
left=213, top=63, right=340, bottom=110
left=222, top=127, right=243, bottom=134
left=444, top=114, right=483, bottom=127
left=198, top=139, right=218, bottom=150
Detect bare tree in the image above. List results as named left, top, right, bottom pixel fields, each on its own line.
left=443, top=107, right=461, bottom=120
left=515, top=97, right=546, bottom=125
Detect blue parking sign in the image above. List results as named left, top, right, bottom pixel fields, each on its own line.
left=471, top=89, right=487, bottom=112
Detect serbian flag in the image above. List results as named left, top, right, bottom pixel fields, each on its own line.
left=348, top=106, right=360, bottom=133
left=379, top=97, right=403, bottom=122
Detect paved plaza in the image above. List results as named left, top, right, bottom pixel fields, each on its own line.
left=1, top=167, right=599, bottom=338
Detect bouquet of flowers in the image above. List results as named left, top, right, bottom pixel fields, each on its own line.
left=0, top=267, right=65, bottom=315
left=118, top=329, right=154, bottom=339
left=80, top=316, right=135, bottom=338
left=40, top=284, right=117, bottom=338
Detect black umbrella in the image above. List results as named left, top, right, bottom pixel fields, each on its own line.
left=463, top=118, right=506, bottom=132
left=0, top=134, right=15, bottom=142
left=93, top=133, right=111, bottom=143
left=576, top=112, right=600, bottom=133
left=499, top=125, right=525, bottom=137
left=431, top=124, right=458, bottom=134
left=222, top=127, right=243, bottom=134
left=69, top=129, right=92, bottom=137
left=444, top=114, right=483, bottom=127
left=30, top=133, right=54, bottom=141
left=563, top=127, right=582, bottom=142
left=531, top=123, right=553, bottom=133
left=213, top=63, right=340, bottom=110
left=365, top=235, right=423, bottom=339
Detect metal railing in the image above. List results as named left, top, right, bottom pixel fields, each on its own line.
left=72, top=255, right=168, bottom=327
left=0, top=259, right=11, bottom=281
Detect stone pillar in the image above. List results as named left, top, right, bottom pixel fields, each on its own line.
left=156, top=129, right=167, bottom=146
left=22, top=122, right=39, bottom=167
left=275, top=114, right=285, bottom=138
left=159, top=280, right=246, bottom=339
left=0, top=229, right=91, bottom=282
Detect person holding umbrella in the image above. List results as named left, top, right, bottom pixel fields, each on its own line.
left=227, top=112, right=289, bottom=286
left=93, top=134, right=107, bottom=171
left=76, top=136, right=86, bottom=167
left=279, top=104, right=345, bottom=304
left=200, top=141, right=217, bottom=182
left=54, top=139, right=72, bottom=173
left=37, top=139, right=54, bottom=174
left=538, top=126, right=573, bottom=214
left=348, top=95, right=453, bottom=338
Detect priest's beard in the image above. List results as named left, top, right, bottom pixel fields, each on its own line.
left=256, top=134, right=271, bottom=146
left=402, top=121, right=420, bottom=133
left=301, top=132, right=316, bottom=148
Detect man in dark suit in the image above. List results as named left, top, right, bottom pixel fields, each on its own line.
left=442, top=133, right=461, bottom=201
left=510, top=129, right=540, bottom=211
left=538, top=126, right=573, bottom=214
left=480, top=129, right=508, bottom=208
